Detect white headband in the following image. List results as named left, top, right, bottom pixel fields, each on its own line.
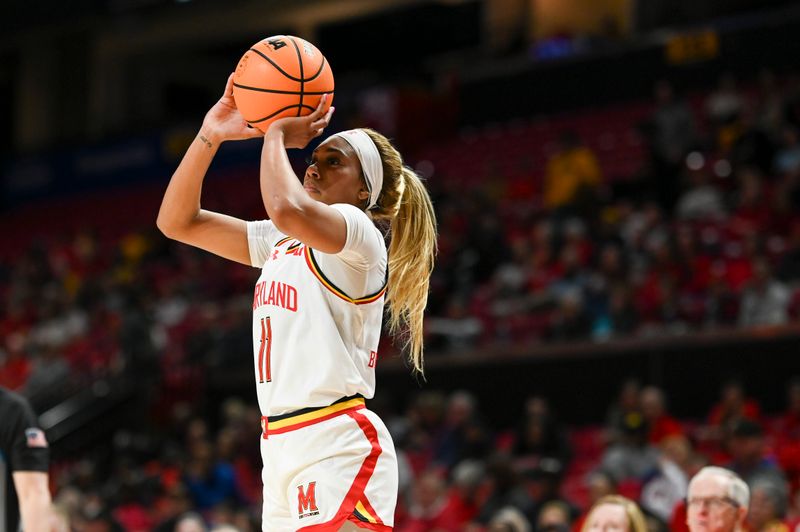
left=330, top=129, right=384, bottom=210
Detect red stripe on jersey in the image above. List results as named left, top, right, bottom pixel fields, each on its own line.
left=297, top=410, right=383, bottom=531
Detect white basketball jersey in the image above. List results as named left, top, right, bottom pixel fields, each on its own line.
left=246, top=204, right=387, bottom=417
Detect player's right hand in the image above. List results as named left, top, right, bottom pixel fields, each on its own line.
left=266, top=93, right=334, bottom=150
left=201, top=73, right=264, bottom=144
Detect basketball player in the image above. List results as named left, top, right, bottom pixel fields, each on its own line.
left=158, top=74, right=437, bottom=531
left=0, top=386, right=54, bottom=531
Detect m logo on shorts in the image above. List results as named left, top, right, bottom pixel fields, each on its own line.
left=297, top=481, right=319, bottom=519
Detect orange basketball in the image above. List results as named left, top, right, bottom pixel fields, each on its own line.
left=232, top=35, right=334, bottom=133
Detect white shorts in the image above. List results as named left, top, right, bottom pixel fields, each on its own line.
left=259, top=397, right=397, bottom=531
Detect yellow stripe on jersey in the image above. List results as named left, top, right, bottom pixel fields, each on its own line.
left=355, top=501, right=378, bottom=524
left=303, top=247, right=387, bottom=305
left=274, top=236, right=293, bottom=248
left=267, top=397, right=366, bottom=430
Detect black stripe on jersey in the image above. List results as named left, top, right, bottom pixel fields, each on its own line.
left=352, top=507, right=371, bottom=523
left=306, top=248, right=387, bottom=301
left=267, top=394, right=364, bottom=423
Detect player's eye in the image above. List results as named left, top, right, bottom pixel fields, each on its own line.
left=305, top=156, right=316, bottom=165
left=327, top=157, right=340, bottom=166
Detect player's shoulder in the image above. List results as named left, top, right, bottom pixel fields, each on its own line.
left=330, top=202, right=369, bottom=219
left=331, top=203, right=381, bottom=232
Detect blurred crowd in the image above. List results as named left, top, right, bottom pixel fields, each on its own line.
left=1, top=69, right=800, bottom=531
left=426, top=70, right=800, bottom=350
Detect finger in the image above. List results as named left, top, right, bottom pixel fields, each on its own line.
left=308, top=94, right=328, bottom=120
left=309, top=107, right=334, bottom=131
left=224, top=73, right=235, bottom=97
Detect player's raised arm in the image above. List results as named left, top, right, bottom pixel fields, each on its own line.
left=259, top=96, right=350, bottom=254
left=157, top=73, right=262, bottom=265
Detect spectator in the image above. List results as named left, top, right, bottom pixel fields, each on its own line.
left=489, top=506, right=533, bottom=532
left=518, top=458, right=577, bottom=525
left=433, top=391, right=491, bottom=469
left=547, top=289, right=593, bottom=343
left=640, top=386, right=684, bottom=445
left=398, top=470, right=462, bottom=532
left=600, top=412, right=660, bottom=483
left=640, top=435, right=691, bottom=522
left=182, top=440, right=239, bottom=512
left=175, top=512, right=208, bottom=532
left=426, top=297, right=484, bottom=352
left=0, top=333, right=31, bottom=391
left=676, top=166, right=726, bottom=222
left=643, top=81, right=697, bottom=212
left=712, top=380, right=760, bottom=423
left=728, top=168, right=772, bottom=239
left=685, top=466, right=749, bottom=532
left=543, top=131, right=603, bottom=214
left=738, top=256, right=791, bottom=327
left=726, top=419, right=786, bottom=489
left=608, top=285, right=639, bottom=337
left=443, top=460, right=484, bottom=528
left=706, top=74, right=746, bottom=151
left=747, top=480, right=790, bottom=532
left=473, top=454, right=536, bottom=527
left=580, top=495, right=648, bottom=532
left=606, top=379, right=643, bottom=445
left=513, top=397, right=572, bottom=468
left=537, top=500, right=572, bottom=532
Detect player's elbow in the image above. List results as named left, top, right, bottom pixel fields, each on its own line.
left=267, top=197, right=307, bottom=235
left=157, top=210, right=190, bottom=241
left=156, top=213, right=178, bottom=239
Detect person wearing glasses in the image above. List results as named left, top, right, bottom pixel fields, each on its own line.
left=686, top=466, right=749, bottom=532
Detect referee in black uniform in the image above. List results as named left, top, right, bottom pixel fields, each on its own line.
left=0, top=386, right=52, bottom=531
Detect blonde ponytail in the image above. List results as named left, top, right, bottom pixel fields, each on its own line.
left=363, top=130, right=437, bottom=374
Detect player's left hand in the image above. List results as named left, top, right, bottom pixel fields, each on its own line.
left=267, top=94, right=334, bottom=149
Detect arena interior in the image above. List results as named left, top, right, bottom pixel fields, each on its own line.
left=2, top=0, right=800, bottom=530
